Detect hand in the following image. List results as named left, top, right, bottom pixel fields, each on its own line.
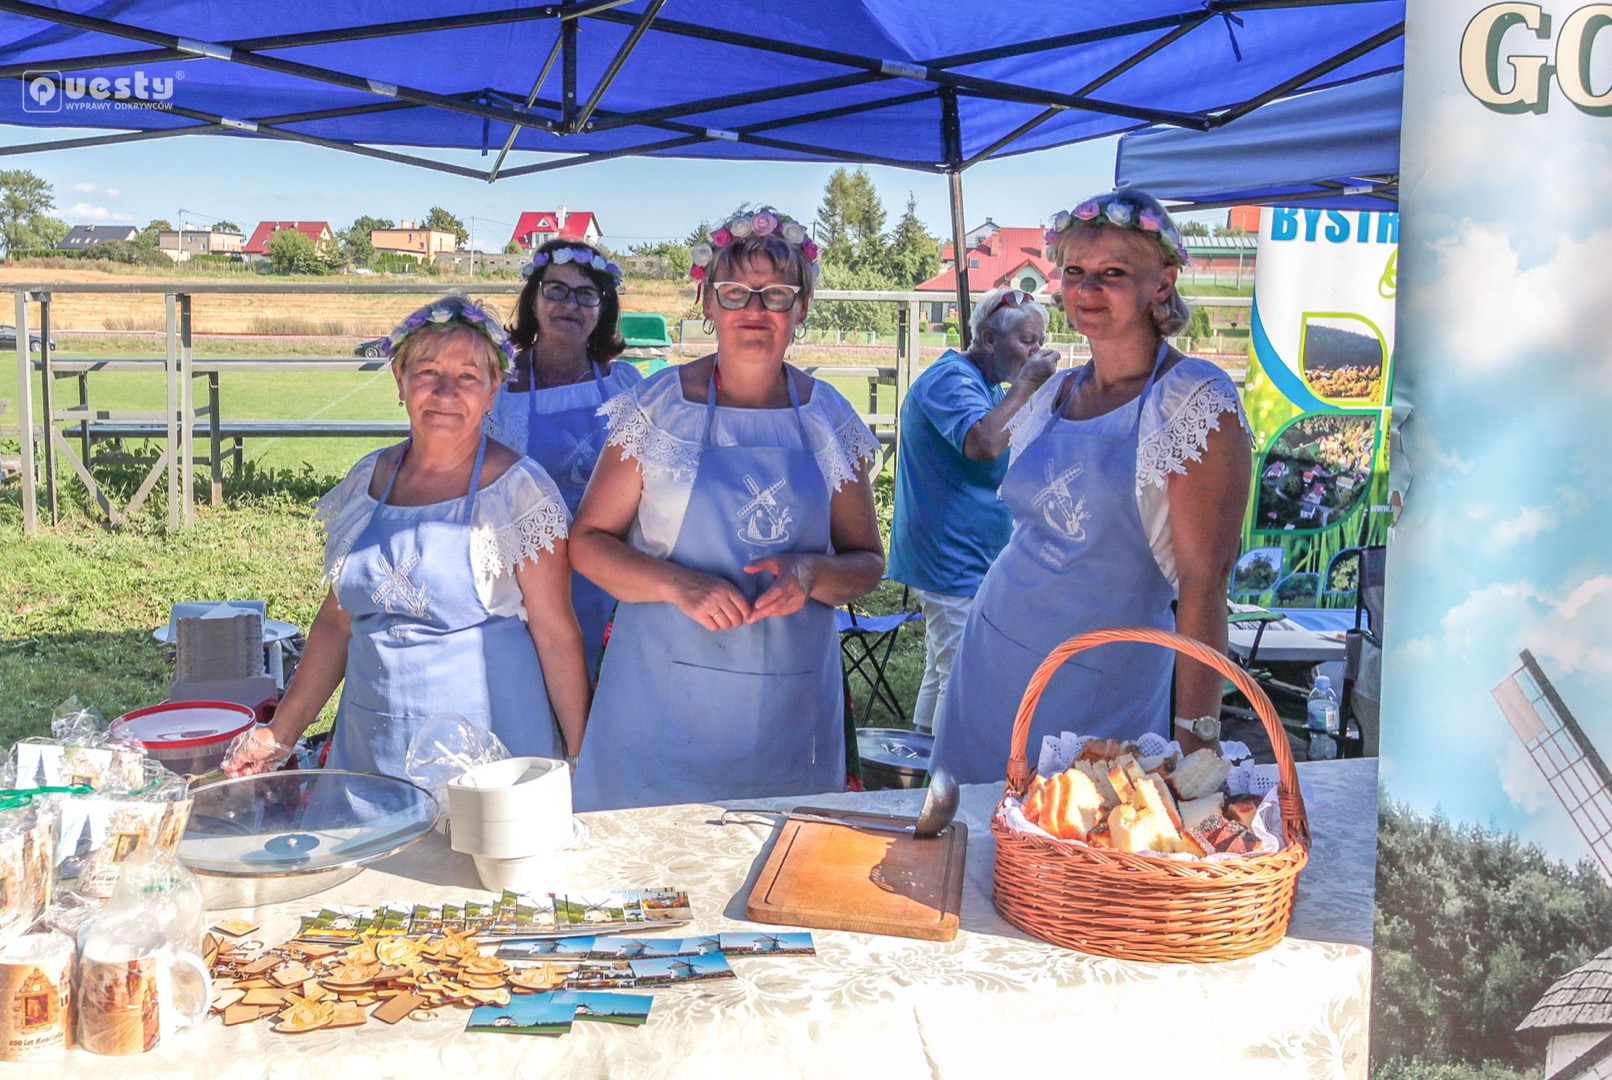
left=744, top=554, right=817, bottom=622
left=221, top=725, right=296, bottom=777
left=1017, top=349, right=1060, bottom=389
left=670, top=568, right=754, bottom=632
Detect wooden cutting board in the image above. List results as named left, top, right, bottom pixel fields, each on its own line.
left=745, top=806, right=967, bottom=941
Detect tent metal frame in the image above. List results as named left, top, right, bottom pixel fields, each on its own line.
left=0, top=0, right=1403, bottom=341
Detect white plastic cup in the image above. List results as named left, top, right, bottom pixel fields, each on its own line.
left=446, top=757, right=572, bottom=890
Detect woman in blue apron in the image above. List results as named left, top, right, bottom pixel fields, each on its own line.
left=225, top=296, right=592, bottom=781
left=568, top=206, right=885, bottom=811
left=932, top=191, right=1251, bottom=786
left=488, top=240, right=641, bottom=679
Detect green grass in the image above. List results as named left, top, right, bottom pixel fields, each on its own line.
left=0, top=451, right=924, bottom=747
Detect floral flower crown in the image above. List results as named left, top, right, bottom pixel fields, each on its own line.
left=1044, top=193, right=1191, bottom=268
left=688, top=206, right=820, bottom=282
left=383, top=297, right=517, bottom=379
left=521, top=245, right=622, bottom=283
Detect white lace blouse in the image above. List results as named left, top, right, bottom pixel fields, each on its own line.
left=1005, top=356, right=1251, bottom=586
left=601, top=367, right=882, bottom=558
left=314, top=452, right=570, bottom=620
left=483, top=361, right=643, bottom=453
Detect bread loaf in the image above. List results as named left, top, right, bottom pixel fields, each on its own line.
left=1169, top=749, right=1231, bottom=800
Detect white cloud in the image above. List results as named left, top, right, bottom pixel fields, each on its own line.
left=68, top=182, right=119, bottom=197
left=62, top=203, right=134, bottom=223
left=1406, top=221, right=1612, bottom=374
left=1492, top=505, right=1556, bottom=547
left=1499, top=740, right=1553, bottom=814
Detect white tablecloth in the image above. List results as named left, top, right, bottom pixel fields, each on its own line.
left=78, top=759, right=1377, bottom=1079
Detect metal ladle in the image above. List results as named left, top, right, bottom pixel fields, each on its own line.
left=723, top=767, right=961, bottom=839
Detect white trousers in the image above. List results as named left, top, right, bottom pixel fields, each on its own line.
left=912, top=588, right=974, bottom=735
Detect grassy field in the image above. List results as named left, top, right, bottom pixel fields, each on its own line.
left=0, top=454, right=923, bottom=749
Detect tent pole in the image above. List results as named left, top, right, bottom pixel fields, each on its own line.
left=941, top=88, right=971, bottom=349
left=948, top=170, right=970, bottom=350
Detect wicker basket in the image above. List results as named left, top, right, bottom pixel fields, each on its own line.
left=990, top=626, right=1310, bottom=963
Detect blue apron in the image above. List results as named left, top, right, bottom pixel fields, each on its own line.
left=331, top=435, right=562, bottom=779
left=525, top=360, right=615, bottom=679
left=573, top=370, right=843, bottom=811
left=931, top=344, right=1177, bottom=786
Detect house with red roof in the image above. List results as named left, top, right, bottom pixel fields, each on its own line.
left=241, top=220, right=334, bottom=264
left=915, top=219, right=1058, bottom=327
left=508, top=207, right=601, bottom=251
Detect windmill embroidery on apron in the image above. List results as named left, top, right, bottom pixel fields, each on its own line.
left=1032, top=459, right=1090, bottom=541
left=371, top=551, right=431, bottom=619
left=558, top=429, right=598, bottom=488
left=736, top=474, right=792, bottom=547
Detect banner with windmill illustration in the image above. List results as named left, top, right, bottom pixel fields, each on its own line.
left=1230, top=208, right=1398, bottom=610
left=1371, top=0, right=1612, bottom=1073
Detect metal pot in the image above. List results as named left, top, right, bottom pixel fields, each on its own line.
left=855, top=728, right=933, bottom=790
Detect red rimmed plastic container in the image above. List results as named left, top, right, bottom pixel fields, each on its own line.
left=109, top=701, right=257, bottom=776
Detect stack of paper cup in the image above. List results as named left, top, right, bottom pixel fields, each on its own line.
left=447, top=757, right=573, bottom=892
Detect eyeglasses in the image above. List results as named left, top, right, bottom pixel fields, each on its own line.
left=539, top=281, right=603, bottom=308
left=710, top=281, right=802, bottom=312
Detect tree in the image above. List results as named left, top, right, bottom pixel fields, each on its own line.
left=884, top=194, right=941, bottom=288
left=213, top=220, right=241, bottom=235
left=811, top=261, right=898, bottom=336
left=815, top=167, right=888, bottom=273
left=338, top=215, right=394, bottom=268
left=422, top=206, right=468, bottom=248
left=0, top=169, right=59, bottom=255
left=267, top=228, right=328, bottom=275
left=1179, top=220, right=1210, bottom=237
left=685, top=220, right=712, bottom=247
left=502, top=241, right=523, bottom=255
left=1213, top=222, right=1249, bottom=237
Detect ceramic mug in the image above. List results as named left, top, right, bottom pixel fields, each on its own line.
left=0, top=931, right=74, bottom=1063
left=77, top=943, right=209, bottom=1056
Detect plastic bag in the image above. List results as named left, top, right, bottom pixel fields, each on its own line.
left=218, top=727, right=297, bottom=778
left=77, top=845, right=210, bottom=1053
left=49, top=696, right=105, bottom=743
left=404, top=714, right=509, bottom=825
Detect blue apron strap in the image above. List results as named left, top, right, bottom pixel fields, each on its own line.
left=365, top=440, right=409, bottom=532
left=704, top=361, right=811, bottom=445
left=463, top=432, right=489, bottom=521
left=1131, top=341, right=1170, bottom=439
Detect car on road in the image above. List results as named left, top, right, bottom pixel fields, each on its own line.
left=354, top=336, right=388, bottom=358
left=0, top=324, right=56, bottom=352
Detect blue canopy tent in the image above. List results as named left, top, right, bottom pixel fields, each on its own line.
left=0, top=0, right=1405, bottom=330
left=1113, top=70, right=1401, bottom=209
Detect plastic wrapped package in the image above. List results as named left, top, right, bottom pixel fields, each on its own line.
left=404, top=713, right=510, bottom=828
left=49, top=695, right=106, bottom=742
left=51, top=759, right=194, bottom=900
left=77, top=845, right=210, bottom=1055
left=0, top=803, right=57, bottom=943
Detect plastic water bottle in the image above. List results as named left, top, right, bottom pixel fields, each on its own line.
left=1307, top=675, right=1340, bottom=760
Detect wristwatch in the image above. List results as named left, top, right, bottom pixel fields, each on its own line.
left=1174, top=714, right=1222, bottom=741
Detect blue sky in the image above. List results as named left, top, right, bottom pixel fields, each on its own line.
left=2, top=123, right=1133, bottom=248
left=1381, top=0, right=1612, bottom=866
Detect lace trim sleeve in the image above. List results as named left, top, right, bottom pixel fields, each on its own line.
left=1135, top=376, right=1252, bottom=494
left=471, top=495, right=570, bottom=588
left=599, top=392, right=702, bottom=479
left=814, top=413, right=882, bottom=492
left=312, top=456, right=375, bottom=527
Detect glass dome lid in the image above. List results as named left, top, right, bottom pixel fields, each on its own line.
left=180, top=770, right=438, bottom=877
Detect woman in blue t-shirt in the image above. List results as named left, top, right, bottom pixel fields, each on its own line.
left=887, top=286, right=1060, bottom=734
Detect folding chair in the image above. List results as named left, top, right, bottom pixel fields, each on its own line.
left=837, top=588, right=921, bottom=727
left=1340, top=545, right=1386, bottom=757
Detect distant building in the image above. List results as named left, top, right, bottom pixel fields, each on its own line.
left=1518, top=947, right=1612, bottom=1079
left=58, top=224, right=138, bottom=251
left=157, top=228, right=244, bottom=262
left=241, top=220, right=334, bottom=264
left=508, top=207, right=600, bottom=251
left=1226, top=205, right=1261, bottom=233
left=915, top=220, right=1058, bottom=326
left=372, top=220, right=457, bottom=259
